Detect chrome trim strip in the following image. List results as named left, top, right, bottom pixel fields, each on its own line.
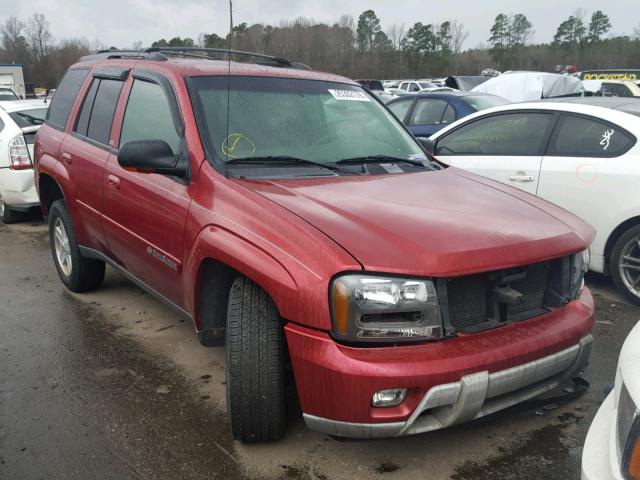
left=303, top=335, right=593, bottom=439
left=79, top=246, right=192, bottom=320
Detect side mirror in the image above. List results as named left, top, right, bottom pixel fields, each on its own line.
left=118, top=140, right=186, bottom=177
left=417, top=137, right=435, bottom=155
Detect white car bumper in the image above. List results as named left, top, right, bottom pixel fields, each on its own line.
left=582, top=392, right=624, bottom=480
left=0, top=168, right=38, bottom=208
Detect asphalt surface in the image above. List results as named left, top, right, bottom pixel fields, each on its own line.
left=1, top=217, right=639, bottom=480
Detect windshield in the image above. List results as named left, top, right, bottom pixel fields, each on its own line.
left=9, top=108, right=48, bottom=128
left=0, top=89, right=19, bottom=101
left=190, top=76, right=426, bottom=171
left=464, top=95, right=509, bottom=111
left=419, top=82, right=436, bottom=89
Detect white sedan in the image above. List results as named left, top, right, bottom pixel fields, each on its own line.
left=0, top=101, right=48, bottom=223
left=582, top=321, right=640, bottom=480
left=426, top=97, right=640, bottom=304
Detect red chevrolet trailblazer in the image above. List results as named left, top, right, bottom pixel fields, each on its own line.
left=35, top=48, right=595, bottom=443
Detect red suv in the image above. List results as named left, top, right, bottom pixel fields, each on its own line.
left=35, top=48, right=595, bottom=443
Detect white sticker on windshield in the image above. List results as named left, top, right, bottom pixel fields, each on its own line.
left=600, top=129, right=614, bottom=151
left=328, top=89, right=371, bottom=102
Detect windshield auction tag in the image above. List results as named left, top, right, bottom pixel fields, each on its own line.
left=328, top=89, right=371, bottom=102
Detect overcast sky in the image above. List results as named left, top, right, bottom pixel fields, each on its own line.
left=1, top=0, right=638, bottom=50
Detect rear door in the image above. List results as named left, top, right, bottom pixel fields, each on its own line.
left=102, top=72, right=190, bottom=305
left=60, top=68, right=127, bottom=250
left=433, top=111, right=556, bottom=195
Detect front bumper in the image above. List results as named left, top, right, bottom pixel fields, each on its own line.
left=286, top=288, right=595, bottom=438
left=582, top=393, right=621, bottom=480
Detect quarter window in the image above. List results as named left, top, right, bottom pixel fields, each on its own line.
left=436, top=112, right=553, bottom=156
left=388, top=100, right=413, bottom=122
left=46, top=69, right=90, bottom=129
left=549, top=115, right=635, bottom=157
left=74, top=78, right=124, bottom=146
left=120, top=80, right=180, bottom=153
left=409, top=99, right=449, bottom=126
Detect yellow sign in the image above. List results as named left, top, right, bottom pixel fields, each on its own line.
left=583, top=73, right=638, bottom=81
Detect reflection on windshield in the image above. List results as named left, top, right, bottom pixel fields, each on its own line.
left=189, top=76, right=425, bottom=169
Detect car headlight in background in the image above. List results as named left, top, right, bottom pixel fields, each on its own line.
left=618, top=383, right=640, bottom=480
left=571, top=248, right=590, bottom=299
left=330, top=274, right=442, bottom=342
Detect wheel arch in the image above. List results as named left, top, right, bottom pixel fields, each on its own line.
left=604, top=215, right=640, bottom=274
left=38, top=173, right=66, bottom=217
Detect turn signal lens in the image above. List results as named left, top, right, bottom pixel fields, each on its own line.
left=332, top=280, right=350, bottom=335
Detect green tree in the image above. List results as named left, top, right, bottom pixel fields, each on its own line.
left=488, top=14, right=510, bottom=66
left=356, top=10, right=382, bottom=52
left=403, top=22, right=435, bottom=55
left=203, top=33, right=225, bottom=48
left=553, top=15, right=586, bottom=47
left=588, top=10, right=611, bottom=42
left=509, top=14, right=533, bottom=47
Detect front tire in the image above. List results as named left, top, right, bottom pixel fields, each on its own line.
left=610, top=224, right=640, bottom=306
left=48, top=200, right=105, bottom=292
left=225, top=276, right=287, bottom=443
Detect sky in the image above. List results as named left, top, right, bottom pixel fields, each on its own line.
left=1, top=0, right=638, bottom=50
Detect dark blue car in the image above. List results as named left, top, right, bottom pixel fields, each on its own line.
left=386, top=92, right=508, bottom=137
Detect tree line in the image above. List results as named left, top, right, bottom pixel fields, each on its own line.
left=1, top=10, right=639, bottom=89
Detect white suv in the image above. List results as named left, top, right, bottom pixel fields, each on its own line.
left=0, top=101, right=48, bottom=223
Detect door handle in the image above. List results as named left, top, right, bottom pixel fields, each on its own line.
left=61, top=152, right=72, bottom=165
left=107, top=175, right=121, bottom=190
left=509, top=174, right=534, bottom=183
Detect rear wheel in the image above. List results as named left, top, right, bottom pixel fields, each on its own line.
left=48, top=200, right=105, bottom=292
left=0, top=198, right=22, bottom=224
left=610, top=224, right=640, bottom=306
left=225, top=276, right=287, bottom=443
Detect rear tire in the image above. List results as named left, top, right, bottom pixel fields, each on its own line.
left=0, top=198, right=22, bottom=224
left=225, top=276, right=287, bottom=443
left=610, top=224, right=640, bottom=306
left=48, top=200, right=105, bottom=292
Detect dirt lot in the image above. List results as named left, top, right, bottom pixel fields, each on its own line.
left=1, top=218, right=638, bottom=480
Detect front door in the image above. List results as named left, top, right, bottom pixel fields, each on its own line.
left=102, top=75, right=191, bottom=306
left=433, top=111, right=555, bottom=196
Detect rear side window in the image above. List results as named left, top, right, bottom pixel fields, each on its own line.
left=388, top=100, right=412, bottom=122
left=9, top=108, right=48, bottom=128
left=436, top=112, right=553, bottom=156
left=74, top=78, right=124, bottom=146
left=120, top=80, right=180, bottom=153
left=602, top=83, right=632, bottom=97
left=549, top=115, right=635, bottom=157
left=409, top=99, right=449, bottom=125
left=0, top=88, right=19, bottom=101
left=46, top=69, right=89, bottom=129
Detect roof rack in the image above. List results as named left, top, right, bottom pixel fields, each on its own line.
left=79, top=47, right=311, bottom=70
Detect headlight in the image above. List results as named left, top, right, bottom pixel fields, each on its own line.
left=570, top=248, right=590, bottom=299
left=330, top=274, right=443, bottom=342
left=618, top=383, right=640, bottom=480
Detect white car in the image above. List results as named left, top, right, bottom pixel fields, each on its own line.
left=427, top=97, right=640, bottom=304
left=398, top=80, right=436, bottom=93
left=0, top=101, right=48, bottom=223
left=582, top=321, right=640, bottom=480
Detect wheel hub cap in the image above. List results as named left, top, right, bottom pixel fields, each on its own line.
left=53, top=218, right=72, bottom=276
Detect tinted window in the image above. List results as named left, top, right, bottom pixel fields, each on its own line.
left=85, top=79, right=123, bottom=145
left=409, top=99, right=448, bottom=125
left=74, top=79, right=99, bottom=137
left=602, top=83, right=632, bottom=97
left=388, top=100, right=413, bottom=121
left=120, top=80, right=180, bottom=153
left=436, top=113, right=553, bottom=156
left=549, top=115, right=635, bottom=157
left=442, top=104, right=456, bottom=124
left=8, top=108, right=48, bottom=128
left=46, top=69, right=89, bottom=128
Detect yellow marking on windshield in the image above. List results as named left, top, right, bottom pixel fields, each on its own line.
left=222, top=133, right=256, bottom=158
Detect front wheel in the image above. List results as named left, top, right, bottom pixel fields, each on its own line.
left=48, top=200, right=105, bottom=292
left=610, top=224, right=640, bottom=306
left=225, top=276, right=287, bottom=443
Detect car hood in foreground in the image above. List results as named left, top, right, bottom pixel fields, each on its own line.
left=235, top=168, right=594, bottom=277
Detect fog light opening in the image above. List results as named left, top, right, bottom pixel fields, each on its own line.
left=372, top=388, right=407, bottom=407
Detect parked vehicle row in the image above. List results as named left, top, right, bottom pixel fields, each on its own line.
left=32, top=48, right=595, bottom=444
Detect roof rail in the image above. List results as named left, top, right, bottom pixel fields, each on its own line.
left=79, top=50, right=167, bottom=62
left=144, top=47, right=293, bottom=65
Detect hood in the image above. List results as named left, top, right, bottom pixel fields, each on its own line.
left=235, top=168, right=594, bottom=277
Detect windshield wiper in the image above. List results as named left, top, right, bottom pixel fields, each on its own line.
left=335, top=155, right=435, bottom=170
left=226, top=156, right=357, bottom=174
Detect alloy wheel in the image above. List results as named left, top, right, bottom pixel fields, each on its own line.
left=53, top=217, right=73, bottom=276
left=619, top=235, right=640, bottom=300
